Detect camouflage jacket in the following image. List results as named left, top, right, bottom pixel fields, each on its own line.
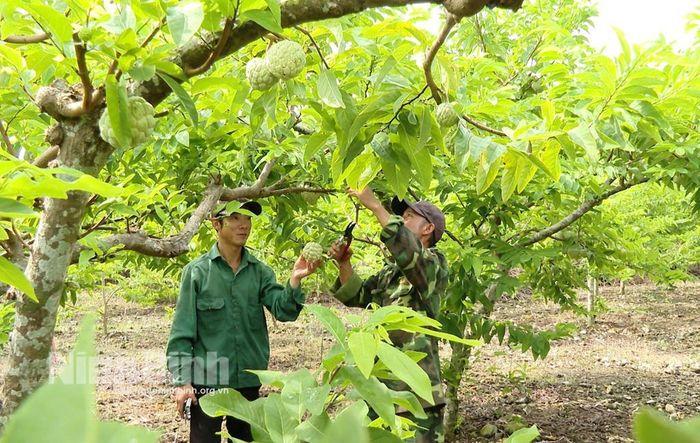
left=332, top=215, right=449, bottom=407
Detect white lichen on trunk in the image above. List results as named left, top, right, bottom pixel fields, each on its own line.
left=0, top=115, right=112, bottom=425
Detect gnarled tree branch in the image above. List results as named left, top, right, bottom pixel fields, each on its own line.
left=2, top=32, right=50, bottom=44
left=519, top=177, right=650, bottom=247
left=185, top=18, right=235, bottom=76
left=73, top=34, right=93, bottom=112
left=139, top=0, right=454, bottom=106
left=32, top=146, right=60, bottom=168
left=0, top=120, right=15, bottom=156
left=423, top=14, right=457, bottom=104
left=87, top=180, right=224, bottom=258
left=296, top=26, right=330, bottom=70
left=34, top=80, right=101, bottom=119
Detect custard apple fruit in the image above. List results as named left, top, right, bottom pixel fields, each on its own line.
left=266, top=40, right=306, bottom=80
left=246, top=57, right=278, bottom=90
left=436, top=102, right=460, bottom=127
left=302, top=242, right=324, bottom=262
left=98, top=96, right=155, bottom=148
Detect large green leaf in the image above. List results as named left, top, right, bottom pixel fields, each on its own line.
left=305, top=304, right=346, bottom=343
left=317, top=69, right=344, bottom=108
left=157, top=72, right=198, bottom=125
left=320, top=401, right=369, bottom=443
left=199, top=389, right=272, bottom=442
left=24, top=3, right=73, bottom=45
left=568, top=123, right=599, bottom=162
left=633, top=408, right=700, bottom=443
left=166, top=1, right=204, bottom=46
left=0, top=315, right=159, bottom=442
left=339, top=366, right=395, bottom=428
left=376, top=341, right=433, bottom=405
left=0, top=198, right=36, bottom=218
left=347, top=331, right=378, bottom=378
left=0, top=257, right=36, bottom=302
left=241, top=9, right=283, bottom=33
left=263, top=393, right=298, bottom=443
left=506, top=425, right=540, bottom=443
left=105, top=75, right=131, bottom=148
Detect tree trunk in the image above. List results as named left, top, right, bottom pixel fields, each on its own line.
left=444, top=342, right=472, bottom=441
left=587, top=275, right=597, bottom=326
left=0, top=116, right=111, bottom=425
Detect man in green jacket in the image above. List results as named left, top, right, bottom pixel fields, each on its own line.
left=166, top=201, right=320, bottom=443
left=329, top=187, right=449, bottom=443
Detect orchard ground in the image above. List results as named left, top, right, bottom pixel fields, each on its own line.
left=2, top=282, right=698, bottom=442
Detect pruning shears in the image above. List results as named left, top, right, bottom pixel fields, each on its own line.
left=337, top=221, right=356, bottom=260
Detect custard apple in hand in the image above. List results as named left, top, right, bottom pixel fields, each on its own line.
left=265, top=40, right=306, bottom=80
left=301, top=242, right=324, bottom=262
left=246, top=57, right=278, bottom=90
left=436, top=102, right=460, bottom=127
left=99, top=96, right=155, bottom=148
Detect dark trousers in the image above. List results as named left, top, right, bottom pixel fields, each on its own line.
left=190, top=385, right=261, bottom=443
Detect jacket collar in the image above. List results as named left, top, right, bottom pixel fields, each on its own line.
left=207, top=243, right=259, bottom=266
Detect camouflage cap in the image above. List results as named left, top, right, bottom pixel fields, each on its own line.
left=213, top=200, right=262, bottom=218
left=390, top=197, right=446, bottom=245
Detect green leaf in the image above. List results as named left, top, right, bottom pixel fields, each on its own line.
left=567, top=124, right=599, bottom=162
left=199, top=389, right=272, bottom=442
left=376, top=341, right=433, bottom=405
left=388, top=323, right=481, bottom=346
left=0, top=198, right=36, bottom=218
left=304, top=304, right=346, bottom=343
left=339, top=367, right=395, bottom=428
left=506, top=425, right=540, bottom=443
left=304, top=132, right=331, bottom=162
left=388, top=390, right=427, bottom=419
left=538, top=141, right=561, bottom=180
left=317, top=69, right=344, bottom=108
left=105, top=75, right=131, bottom=148
left=0, top=256, right=36, bottom=302
left=157, top=72, right=198, bottom=125
left=320, top=401, right=369, bottom=443
left=501, top=153, right=518, bottom=202
left=633, top=408, right=700, bottom=443
left=24, top=3, right=73, bottom=45
left=67, top=175, right=124, bottom=198
left=263, top=393, right=298, bottom=443
left=0, top=45, right=24, bottom=69
left=295, top=413, right=330, bottom=442
left=367, top=428, right=403, bottom=443
left=240, top=9, right=283, bottom=33
left=264, top=0, right=281, bottom=23
left=166, top=1, right=204, bottom=46
left=347, top=331, right=378, bottom=378
left=0, top=315, right=161, bottom=443
left=476, top=152, right=502, bottom=194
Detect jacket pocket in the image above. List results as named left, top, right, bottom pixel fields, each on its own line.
left=196, top=298, right=225, bottom=310
left=247, top=298, right=266, bottom=331
left=196, top=298, right=226, bottom=338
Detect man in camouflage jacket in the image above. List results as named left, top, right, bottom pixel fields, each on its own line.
left=329, top=187, right=449, bottom=443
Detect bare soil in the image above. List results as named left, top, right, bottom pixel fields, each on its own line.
left=2, top=282, right=698, bottom=442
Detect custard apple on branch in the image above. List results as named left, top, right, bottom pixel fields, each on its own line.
left=98, top=96, right=155, bottom=148
left=265, top=40, right=306, bottom=80
left=246, top=57, right=278, bottom=91
left=301, top=242, right=324, bottom=262
left=436, top=102, right=460, bottom=127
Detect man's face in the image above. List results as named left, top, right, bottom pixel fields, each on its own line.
left=214, top=213, right=252, bottom=247
left=402, top=208, right=434, bottom=245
